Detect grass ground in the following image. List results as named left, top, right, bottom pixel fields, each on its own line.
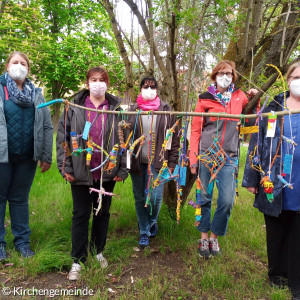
left=0, top=141, right=292, bottom=299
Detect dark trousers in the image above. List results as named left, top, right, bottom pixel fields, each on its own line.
left=264, top=211, right=300, bottom=294
left=0, top=159, right=37, bottom=248
left=71, top=180, right=115, bottom=263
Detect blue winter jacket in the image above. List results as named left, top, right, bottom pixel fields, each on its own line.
left=242, top=92, right=289, bottom=217
left=0, top=74, right=53, bottom=164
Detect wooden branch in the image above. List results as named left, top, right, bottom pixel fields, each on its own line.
left=101, top=0, right=136, bottom=101
left=241, top=0, right=253, bottom=58
left=184, top=0, right=211, bottom=111
left=123, top=0, right=169, bottom=80
left=284, top=31, right=300, bottom=66
left=51, top=100, right=300, bottom=119
left=260, top=0, right=281, bottom=42
left=0, top=0, right=7, bottom=15
left=119, top=27, right=147, bottom=72
left=169, top=12, right=179, bottom=109
left=280, top=1, right=291, bottom=67
left=243, top=55, right=300, bottom=113
left=146, top=0, right=154, bottom=73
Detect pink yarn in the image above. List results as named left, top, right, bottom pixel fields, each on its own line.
left=136, top=94, right=161, bottom=111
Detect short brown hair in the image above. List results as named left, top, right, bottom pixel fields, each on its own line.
left=86, top=67, right=109, bottom=85
left=286, top=61, right=300, bottom=80
left=6, top=51, right=30, bottom=68
left=210, top=60, right=237, bottom=83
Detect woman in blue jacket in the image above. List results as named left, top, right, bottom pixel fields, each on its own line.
left=0, top=51, right=53, bottom=260
left=243, top=62, right=300, bottom=299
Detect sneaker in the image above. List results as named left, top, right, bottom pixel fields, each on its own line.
left=16, top=244, right=35, bottom=258
left=198, top=239, right=211, bottom=259
left=68, top=262, right=82, bottom=281
left=96, top=252, right=108, bottom=269
left=139, top=234, right=149, bottom=249
left=150, top=223, right=158, bottom=238
left=0, top=245, right=6, bottom=261
left=209, top=238, right=221, bottom=256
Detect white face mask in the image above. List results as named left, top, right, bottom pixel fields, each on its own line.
left=141, top=87, right=157, bottom=101
left=9, top=63, right=28, bottom=81
left=216, top=75, right=232, bottom=89
left=89, top=82, right=107, bottom=97
left=290, top=79, right=300, bottom=97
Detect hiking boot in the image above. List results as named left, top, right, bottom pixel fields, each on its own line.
left=139, top=234, right=149, bottom=249
left=209, top=238, right=221, bottom=256
left=96, top=252, right=108, bottom=269
left=198, top=239, right=211, bottom=259
left=150, top=223, right=158, bottom=238
left=68, top=263, right=82, bottom=281
left=16, top=244, right=35, bottom=258
left=0, top=245, right=6, bottom=261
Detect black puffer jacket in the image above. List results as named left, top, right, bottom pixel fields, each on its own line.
left=56, top=90, right=128, bottom=185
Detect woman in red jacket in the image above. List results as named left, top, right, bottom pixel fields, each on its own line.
left=190, top=60, right=257, bottom=258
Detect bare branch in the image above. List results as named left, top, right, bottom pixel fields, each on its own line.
left=100, top=0, right=136, bottom=101
left=119, top=27, right=147, bottom=73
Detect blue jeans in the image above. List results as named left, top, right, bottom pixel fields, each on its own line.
left=130, top=164, right=164, bottom=236
left=197, top=156, right=237, bottom=236
left=0, top=159, right=37, bottom=248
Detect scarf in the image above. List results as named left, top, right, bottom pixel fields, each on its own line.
left=5, top=72, right=35, bottom=107
left=207, top=83, right=235, bottom=107
left=136, top=94, right=161, bottom=111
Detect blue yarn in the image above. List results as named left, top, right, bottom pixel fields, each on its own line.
left=207, top=180, right=214, bottom=195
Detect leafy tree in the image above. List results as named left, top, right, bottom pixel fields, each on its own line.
left=0, top=0, right=126, bottom=128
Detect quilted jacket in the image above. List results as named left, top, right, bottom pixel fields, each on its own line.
left=0, top=74, right=53, bottom=163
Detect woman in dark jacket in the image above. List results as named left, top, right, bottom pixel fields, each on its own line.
left=128, top=77, right=179, bottom=248
left=56, top=67, right=128, bottom=280
left=0, top=51, right=53, bottom=260
left=243, top=62, right=300, bottom=299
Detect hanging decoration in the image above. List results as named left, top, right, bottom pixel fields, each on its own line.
left=197, top=138, right=231, bottom=184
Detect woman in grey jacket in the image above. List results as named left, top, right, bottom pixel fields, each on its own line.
left=56, top=67, right=128, bottom=280
left=0, top=51, right=53, bottom=260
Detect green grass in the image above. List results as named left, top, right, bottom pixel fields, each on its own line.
left=0, top=140, right=292, bottom=299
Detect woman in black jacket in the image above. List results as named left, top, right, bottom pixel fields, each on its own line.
left=56, top=67, right=128, bottom=280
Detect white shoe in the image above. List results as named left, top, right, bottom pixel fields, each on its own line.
left=96, top=252, right=108, bottom=268
left=68, top=263, right=82, bottom=280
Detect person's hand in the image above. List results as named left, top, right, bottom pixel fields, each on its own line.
left=40, top=162, right=51, bottom=173
left=247, top=88, right=259, bottom=99
left=190, top=167, right=197, bottom=175
left=64, top=173, right=75, bottom=182
left=113, top=176, right=123, bottom=182
left=246, top=187, right=258, bottom=194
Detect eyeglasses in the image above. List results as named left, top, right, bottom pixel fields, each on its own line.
left=142, top=85, right=156, bottom=89
left=289, top=76, right=300, bottom=80
left=217, top=72, right=233, bottom=77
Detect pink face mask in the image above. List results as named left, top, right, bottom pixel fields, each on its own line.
left=89, top=82, right=107, bottom=97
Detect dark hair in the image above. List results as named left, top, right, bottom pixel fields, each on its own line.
left=210, top=60, right=238, bottom=83
left=6, top=51, right=30, bottom=68
left=140, top=76, right=158, bottom=90
left=86, top=67, right=109, bottom=85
